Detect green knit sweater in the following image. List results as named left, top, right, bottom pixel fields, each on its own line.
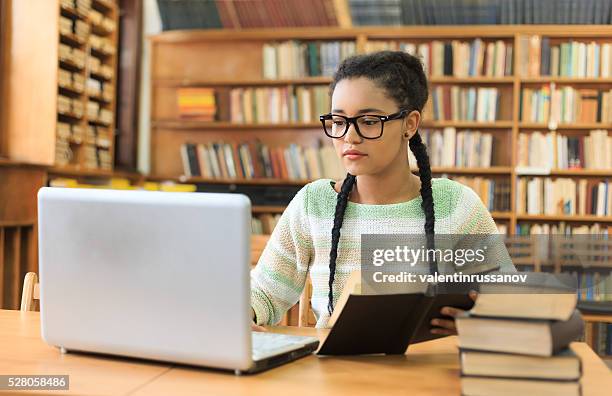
left=250, top=178, right=514, bottom=328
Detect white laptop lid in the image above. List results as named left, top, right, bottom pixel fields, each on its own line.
left=38, top=187, right=253, bottom=370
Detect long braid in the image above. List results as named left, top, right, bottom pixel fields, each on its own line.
left=327, top=173, right=356, bottom=315
left=409, top=131, right=437, bottom=274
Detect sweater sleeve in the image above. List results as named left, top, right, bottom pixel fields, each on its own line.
left=250, top=183, right=313, bottom=325
left=452, top=185, right=516, bottom=274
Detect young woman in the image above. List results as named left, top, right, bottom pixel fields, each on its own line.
left=250, top=50, right=514, bottom=334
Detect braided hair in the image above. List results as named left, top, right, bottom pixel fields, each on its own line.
left=327, top=51, right=435, bottom=316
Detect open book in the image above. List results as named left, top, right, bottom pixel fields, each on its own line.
left=316, top=271, right=474, bottom=356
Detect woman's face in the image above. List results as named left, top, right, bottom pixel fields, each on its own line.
left=329, top=77, right=418, bottom=177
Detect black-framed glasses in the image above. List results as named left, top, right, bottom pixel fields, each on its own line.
left=319, top=110, right=408, bottom=140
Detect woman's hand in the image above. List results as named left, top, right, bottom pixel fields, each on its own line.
left=251, top=308, right=266, bottom=332
left=430, top=290, right=478, bottom=336
left=251, top=322, right=267, bottom=332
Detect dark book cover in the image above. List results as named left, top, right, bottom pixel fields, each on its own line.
left=316, top=290, right=474, bottom=356
left=185, top=143, right=201, bottom=177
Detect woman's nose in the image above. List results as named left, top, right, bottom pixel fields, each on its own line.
left=344, top=121, right=362, bottom=144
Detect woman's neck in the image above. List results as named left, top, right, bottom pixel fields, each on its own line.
left=349, top=167, right=422, bottom=205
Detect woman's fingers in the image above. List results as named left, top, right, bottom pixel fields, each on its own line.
left=251, top=322, right=267, bottom=332
left=440, top=306, right=465, bottom=317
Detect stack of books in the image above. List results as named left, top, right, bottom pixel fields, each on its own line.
left=457, top=292, right=584, bottom=396
left=177, top=88, right=216, bottom=121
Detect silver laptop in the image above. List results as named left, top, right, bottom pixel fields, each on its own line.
left=37, top=187, right=319, bottom=374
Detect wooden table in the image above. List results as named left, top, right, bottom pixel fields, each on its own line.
left=0, top=309, right=610, bottom=395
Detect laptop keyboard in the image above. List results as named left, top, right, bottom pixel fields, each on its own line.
left=252, top=332, right=319, bottom=361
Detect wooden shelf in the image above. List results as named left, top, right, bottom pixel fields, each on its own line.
left=582, top=314, right=612, bottom=323
left=490, top=212, right=513, bottom=219
left=147, top=175, right=311, bottom=186
left=47, top=166, right=142, bottom=180
left=428, top=76, right=515, bottom=84
left=154, top=76, right=333, bottom=87
left=516, top=168, right=612, bottom=177
left=430, top=166, right=512, bottom=175
left=519, top=122, right=611, bottom=130
left=59, top=5, right=87, bottom=20
left=152, top=120, right=321, bottom=130
left=521, top=77, right=612, bottom=84
left=60, top=32, right=86, bottom=47
left=516, top=215, right=612, bottom=222
left=421, top=120, right=514, bottom=128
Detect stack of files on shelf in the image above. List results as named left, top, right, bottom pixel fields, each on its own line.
left=226, top=85, right=329, bottom=124
left=426, top=86, right=500, bottom=122
left=516, top=177, right=612, bottom=216
left=365, top=39, right=513, bottom=77
left=421, top=128, right=493, bottom=168
left=520, top=86, right=612, bottom=124
left=519, top=35, right=612, bottom=78
left=262, top=40, right=357, bottom=78
left=180, top=140, right=345, bottom=181
left=177, top=88, right=216, bottom=121
left=517, top=130, right=612, bottom=170
left=458, top=289, right=584, bottom=396
left=76, top=0, right=91, bottom=14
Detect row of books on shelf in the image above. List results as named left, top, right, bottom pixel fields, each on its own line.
left=515, top=222, right=610, bottom=235
left=176, top=86, right=331, bottom=124
left=83, top=145, right=111, bottom=170
left=520, top=86, right=612, bottom=124
left=519, top=36, right=612, bottom=78
left=425, top=86, right=502, bottom=122
left=168, top=0, right=339, bottom=30
left=516, top=177, right=612, bottom=216
left=180, top=141, right=345, bottom=180
left=262, top=41, right=357, bottom=79
left=418, top=128, right=493, bottom=168
left=252, top=213, right=282, bottom=235
left=583, top=322, right=612, bottom=357
left=449, top=176, right=510, bottom=212
left=517, top=130, right=612, bottom=170
left=573, top=271, right=612, bottom=302
left=87, top=102, right=113, bottom=124
left=364, top=39, right=512, bottom=77
left=457, top=291, right=583, bottom=395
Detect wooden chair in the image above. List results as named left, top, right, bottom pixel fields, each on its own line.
left=20, top=272, right=40, bottom=312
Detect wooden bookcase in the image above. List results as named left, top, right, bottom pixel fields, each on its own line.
left=148, top=25, right=612, bottom=235
left=149, top=26, right=612, bottom=340
left=2, top=0, right=119, bottom=171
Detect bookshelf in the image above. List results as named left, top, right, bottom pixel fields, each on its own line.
left=3, top=0, right=119, bottom=171
left=148, top=25, right=612, bottom=341
left=148, top=25, right=612, bottom=236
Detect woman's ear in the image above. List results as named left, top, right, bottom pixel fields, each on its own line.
left=402, top=110, right=421, bottom=141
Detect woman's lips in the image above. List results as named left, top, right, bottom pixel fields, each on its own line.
left=343, top=150, right=367, bottom=160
